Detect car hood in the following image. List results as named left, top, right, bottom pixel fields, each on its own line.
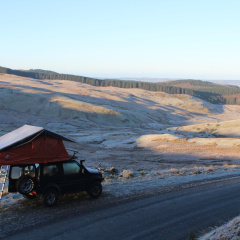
left=86, top=168, right=101, bottom=174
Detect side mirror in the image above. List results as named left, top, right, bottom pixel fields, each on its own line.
left=80, top=160, right=85, bottom=166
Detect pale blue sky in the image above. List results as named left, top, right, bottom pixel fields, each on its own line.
left=1, top=0, right=240, bottom=80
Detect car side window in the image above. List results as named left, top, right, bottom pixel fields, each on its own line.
left=43, top=165, right=58, bottom=177
left=23, top=165, right=36, bottom=178
left=63, top=162, right=81, bottom=175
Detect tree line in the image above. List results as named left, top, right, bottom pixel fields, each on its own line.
left=1, top=66, right=240, bottom=105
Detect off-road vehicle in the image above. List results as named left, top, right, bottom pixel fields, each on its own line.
left=8, top=159, right=104, bottom=206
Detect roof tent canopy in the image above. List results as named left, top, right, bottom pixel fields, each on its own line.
left=0, top=125, right=74, bottom=153
left=0, top=125, right=75, bottom=165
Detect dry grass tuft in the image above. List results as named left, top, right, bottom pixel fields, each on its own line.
left=224, top=163, right=229, bottom=168
left=170, top=137, right=189, bottom=143
left=207, top=142, right=217, bottom=147
left=203, top=165, right=215, bottom=174
left=104, top=167, right=118, bottom=174
left=191, top=166, right=201, bottom=175
left=180, top=168, right=188, bottom=175
left=170, top=168, right=179, bottom=174
left=120, top=170, right=134, bottom=178
left=110, top=167, right=117, bottom=173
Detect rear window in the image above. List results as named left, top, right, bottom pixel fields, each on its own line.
left=10, top=166, right=23, bottom=179
left=10, top=165, right=36, bottom=179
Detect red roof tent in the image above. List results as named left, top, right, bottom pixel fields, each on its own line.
left=0, top=125, right=75, bottom=165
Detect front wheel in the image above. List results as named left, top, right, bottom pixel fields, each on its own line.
left=87, top=182, right=102, bottom=198
left=43, top=188, right=59, bottom=207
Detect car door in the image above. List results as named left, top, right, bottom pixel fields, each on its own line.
left=41, top=163, right=61, bottom=186
left=61, top=161, right=89, bottom=193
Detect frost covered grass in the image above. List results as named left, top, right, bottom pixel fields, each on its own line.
left=191, top=166, right=202, bottom=175
left=199, top=216, right=240, bottom=240
left=203, top=166, right=215, bottom=174
left=170, top=168, right=179, bottom=174
left=96, top=163, right=240, bottom=186
left=224, top=164, right=240, bottom=169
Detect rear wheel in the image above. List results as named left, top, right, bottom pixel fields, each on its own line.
left=43, top=188, right=59, bottom=207
left=88, top=182, right=102, bottom=198
left=16, top=176, right=35, bottom=195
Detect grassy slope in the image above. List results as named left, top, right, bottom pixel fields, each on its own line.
left=0, top=74, right=236, bottom=130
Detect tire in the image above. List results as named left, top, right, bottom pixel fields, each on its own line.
left=43, top=188, right=59, bottom=207
left=88, top=182, right=102, bottom=198
left=16, top=176, right=35, bottom=195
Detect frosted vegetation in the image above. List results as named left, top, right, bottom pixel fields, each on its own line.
left=199, top=216, right=240, bottom=240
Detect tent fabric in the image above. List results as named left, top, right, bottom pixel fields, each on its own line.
left=0, top=137, right=70, bottom=165
left=0, top=125, right=75, bottom=165
left=0, top=125, right=75, bottom=153
left=0, top=125, right=44, bottom=152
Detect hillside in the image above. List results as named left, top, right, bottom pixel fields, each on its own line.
left=1, top=73, right=240, bottom=135
left=2, top=73, right=240, bottom=207
left=0, top=74, right=231, bottom=132
left=1, top=66, right=240, bottom=105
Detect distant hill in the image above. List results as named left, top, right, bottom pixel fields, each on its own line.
left=162, top=79, right=240, bottom=104
left=210, top=80, right=240, bottom=87
left=1, top=66, right=240, bottom=105
left=28, top=69, right=59, bottom=74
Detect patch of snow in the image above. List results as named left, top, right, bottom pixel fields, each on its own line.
left=1, top=193, right=24, bottom=206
